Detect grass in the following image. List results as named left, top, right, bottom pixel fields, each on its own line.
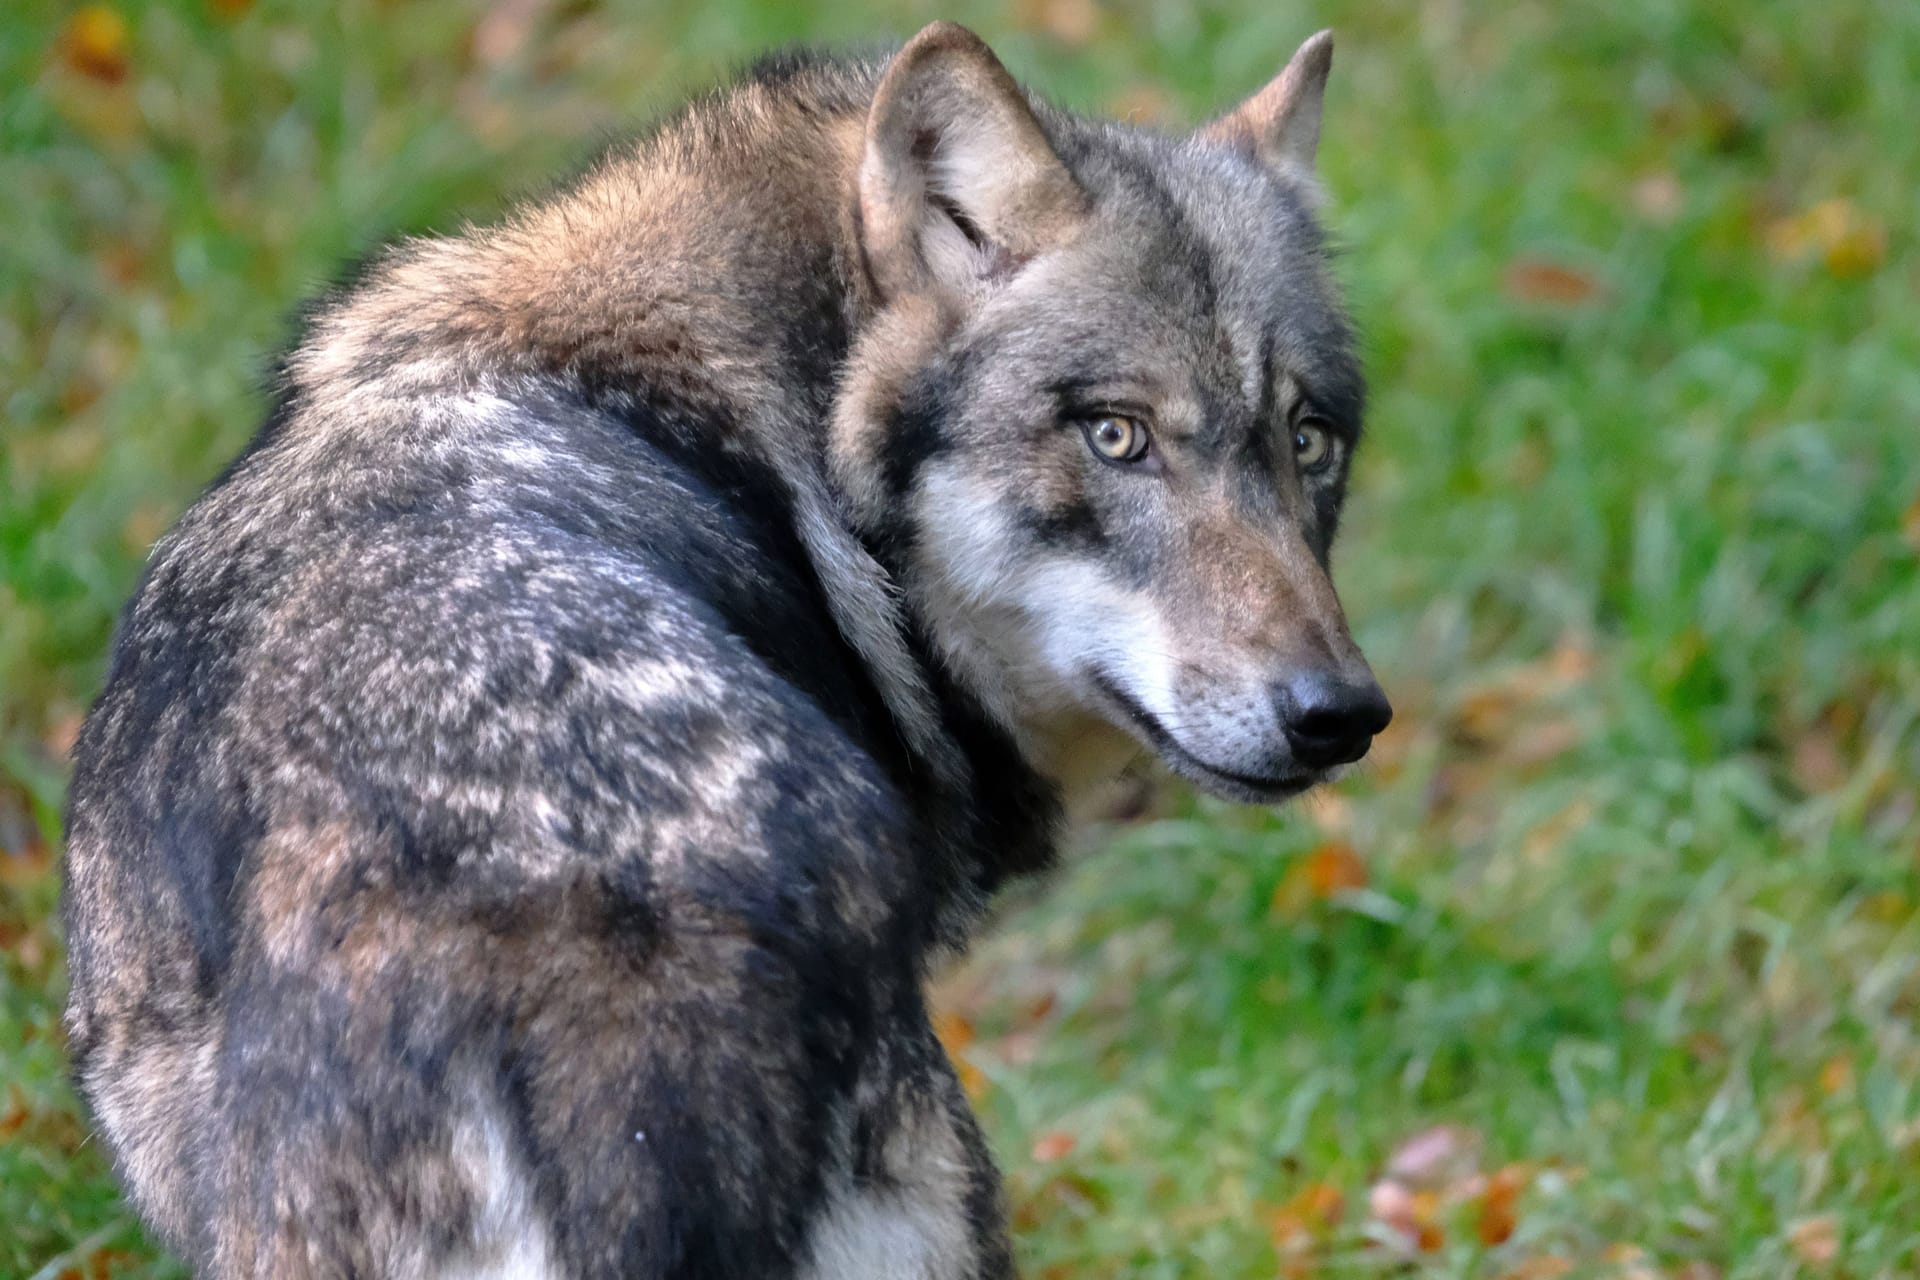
left=4, top=0, right=1918, bottom=1274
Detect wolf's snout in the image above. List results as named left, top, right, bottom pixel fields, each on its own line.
left=1274, top=671, right=1392, bottom=769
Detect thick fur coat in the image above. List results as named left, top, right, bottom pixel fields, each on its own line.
left=63, top=24, right=1388, bottom=1278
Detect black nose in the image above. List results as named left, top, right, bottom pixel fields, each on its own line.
left=1275, top=672, right=1392, bottom=769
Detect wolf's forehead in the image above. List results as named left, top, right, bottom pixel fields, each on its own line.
left=1055, top=131, right=1359, bottom=416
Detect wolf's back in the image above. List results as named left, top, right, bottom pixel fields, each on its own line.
left=61, top=380, right=930, bottom=1274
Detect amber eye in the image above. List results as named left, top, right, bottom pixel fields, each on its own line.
left=1083, top=415, right=1150, bottom=464
left=1294, top=420, right=1335, bottom=473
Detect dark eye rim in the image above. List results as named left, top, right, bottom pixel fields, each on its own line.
left=1076, top=413, right=1155, bottom=467
left=1293, top=414, right=1340, bottom=474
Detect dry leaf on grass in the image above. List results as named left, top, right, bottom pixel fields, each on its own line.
left=1504, top=258, right=1604, bottom=306
left=1267, top=1182, right=1344, bottom=1250
left=61, top=6, right=130, bottom=83
left=931, top=1009, right=988, bottom=1100
left=1013, top=0, right=1100, bottom=45
left=1030, top=1131, right=1076, bottom=1163
left=1766, top=200, right=1886, bottom=280
left=1368, top=1127, right=1545, bottom=1256
left=1368, top=1178, right=1445, bottom=1252
left=1477, top=1163, right=1531, bottom=1246
left=1271, top=841, right=1368, bottom=916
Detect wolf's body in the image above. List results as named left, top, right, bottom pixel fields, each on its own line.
left=63, top=25, right=1388, bottom=1278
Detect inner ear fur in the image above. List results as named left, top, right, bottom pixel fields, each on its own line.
left=858, top=22, right=1087, bottom=304
left=1199, top=29, right=1335, bottom=176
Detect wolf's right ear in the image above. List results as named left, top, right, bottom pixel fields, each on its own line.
left=857, top=23, right=1087, bottom=305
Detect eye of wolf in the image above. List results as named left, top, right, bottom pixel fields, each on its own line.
left=1294, top=418, right=1337, bottom=472
left=1081, top=414, right=1151, bottom=464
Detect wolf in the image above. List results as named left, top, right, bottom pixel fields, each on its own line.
left=62, top=21, right=1390, bottom=1278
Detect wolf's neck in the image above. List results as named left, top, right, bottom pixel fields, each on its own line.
left=292, top=59, right=1067, bottom=897
left=294, top=74, right=875, bottom=422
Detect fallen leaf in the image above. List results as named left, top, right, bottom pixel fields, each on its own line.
left=0, top=1085, right=29, bottom=1140
left=1271, top=841, right=1368, bottom=916
left=1014, top=0, right=1100, bottom=45
left=61, top=6, right=130, bottom=83
left=1818, top=1055, right=1854, bottom=1096
left=1010, top=1167, right=1106, bottom=1232
left=1767, top=200, right=1886, bottom=280
left=1504, top=258, right=1603, bottom=306
left=932, top=1009, right=988, bottom=1099
left=1368, top=1178, right=1444, bottom=1252
left=1500, top=1258, right=1574, bottom=1280
left=1477, top=1163, right=1530, bottom=1246
left=1267, top=1181, right=1345, bottom=1254
left=1788, top=1214, right=1840, bottom=1266
left=1030, top=1131, right=1076, bottom=1163
left=1901, top=492, right=1920, bottom=553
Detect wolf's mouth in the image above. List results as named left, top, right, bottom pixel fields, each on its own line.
left=1085, top=671, right=1318, bottom=804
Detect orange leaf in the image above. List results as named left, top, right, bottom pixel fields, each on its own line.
left=1268, top=1181, right=1345, bottom=1253
left=932, top=1009, right=988, bottom=1100
left=1503, top=258, right=1603, bottom=306
left=1273, top=841, right=1369, bottom=915
left=1818, top=1055, right=1855, bottom=1096
left=931, top=1008, right=973, bottom=1053
left=0, top=1085, right=29, bottom=1141
left=1014, top=0, right=1100, bottom=45
left=1030, top=1131, right=1076, bottom=1163
left=1901, top=492, right=1920, bottom=553
left=1477, top=1163, right=1530, bottom=1246
left=1369, top=1178, right=1445, bottom=1252
left=61, top=6, right=130, bottom=83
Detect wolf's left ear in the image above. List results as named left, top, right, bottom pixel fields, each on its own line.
left=1199, top=30, right=1334, bottom=175
left=858, top=22, right=1087, bottom=305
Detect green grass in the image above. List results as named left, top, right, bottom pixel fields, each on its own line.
left=4, top=0, right=1918, bottom=1275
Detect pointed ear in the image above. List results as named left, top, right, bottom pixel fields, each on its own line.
left=858, top=22, right=1087, bottom=304
left=1199, top=30, right=1334, bottom=175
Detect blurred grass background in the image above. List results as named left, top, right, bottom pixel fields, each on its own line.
left=3, top=0, right=1918, bottom=1275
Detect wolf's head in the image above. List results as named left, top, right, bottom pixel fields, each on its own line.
left=833, top=23, right=1388, bottom=805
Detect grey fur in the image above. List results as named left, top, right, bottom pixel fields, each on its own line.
left=62, top=23, right=1386, bottom=1278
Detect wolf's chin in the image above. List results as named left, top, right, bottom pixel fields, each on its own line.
left=1081, top=670, right=1321, bottom=805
